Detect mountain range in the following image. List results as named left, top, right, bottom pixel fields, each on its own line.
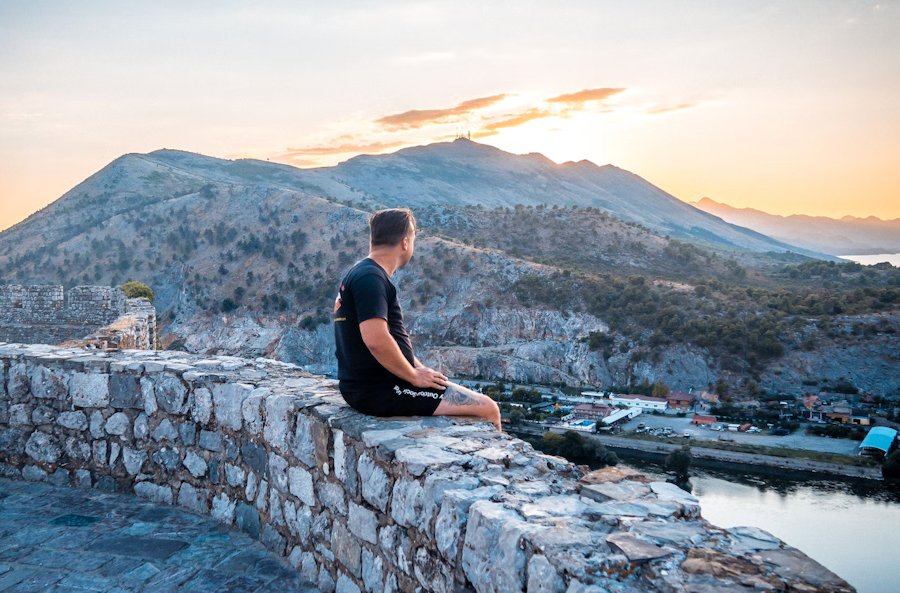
left=0, top=139, right=896, bottom=397
left=692, top=197, right=900, bottom=257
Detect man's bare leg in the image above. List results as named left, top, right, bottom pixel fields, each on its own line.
left=433, top=382, right=502, bottom=431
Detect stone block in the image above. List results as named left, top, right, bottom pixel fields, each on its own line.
left=198, top=430, right=223, bottom=452
left=64, top=436, right=91, bottom=461
left=134, top=482, right=173, bottom=505
left=154, top=374, right=187, bottom=414
left=152, top=418, right=178, bottom=443
left=9, top=403, right=30, bottom=426
left=241, top=389, right=266, bottom=436
left=152, top=445, right=180, bottom=471
left=109, top=373, right=143, bottom=409
left=264, top=393, right=296, bottom=453
left=89, top=410, right=105, bottom=438
left=191, top=386, right=213, bottom=425
left=348, top=501, right=378, bottom=545
left=29, top=365, right=68, bottom=399
left=332, top=520, right=361, bottom=578
left=57, top=411, right=88, bottom=431
left=358, top=453, right=391, bottom=512
left=8, top=362, right=30, bottom=398
left=268, top=452, right=289, bottom=493
left=224, top=463, right=246, bottom=487
left=71, top=372, right=110, bottom=407
left=133, top=413, right=149, bottom=440
left=394, top=445, right=467, bottom=477
left=23, top=464, right=48, bottom=481
left=256, top=478, right=269, bottom=512
left=391, top=479, right=425, bottom=529
left=361, top=547, right=384, bottom=593
left=178, top=421, right=196, bottom=445
left=318, top=481, right=347, bottom=515
left=0, top=428, right=26, bottom=455
left=293, top=413, right=317, bottom=468
left=211, top=492, right=236, bottom=524
left=581, top=481, right=651, bottom=503
left=462, top=501, right=532, bottom=592
left=289, top=466, right=315, bottom=506
left=527, top=554, right=566, bottom=593
left=140, top=377, right=157, bottom=415
left=336, top=573, right=361, bottom=593
left=122, top=447, right=147, bottom=475
left=31, top=404, right=57, bottom=424
left=213, top=382, right=253, bottom=431
left=92, top=440, right=107, bottom=466
left=105, top=412, right=130, bottom=436
left=177, top=482, right=209, bottom=514
left=25, top=431, right=60, bottom=463
left=241, top=437, right=268, bottom=477
left=183, top=450, right=208, bottom=478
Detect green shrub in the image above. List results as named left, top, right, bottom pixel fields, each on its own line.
left=121, top=281, right=154, bottom=302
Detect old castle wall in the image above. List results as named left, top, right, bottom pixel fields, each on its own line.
left=0, top=285, right=156, bottom=350
left=0, top=342, right=854, bottom=593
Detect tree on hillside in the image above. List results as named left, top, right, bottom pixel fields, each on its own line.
left=121, top=280, right=154, bottom=303
left=666, top=445, right=693, bottom=491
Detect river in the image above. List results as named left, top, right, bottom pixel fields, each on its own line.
left=622, top=459, right=900, bottom=593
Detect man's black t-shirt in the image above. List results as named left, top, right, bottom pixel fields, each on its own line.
left=333, top=257, right=415, bottom=382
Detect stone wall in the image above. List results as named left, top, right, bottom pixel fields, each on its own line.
left=0, top=284, right=129, bottom=345
left=62, top=297, right=157, bottom=351
left=0, top=342, right=854, bottom=593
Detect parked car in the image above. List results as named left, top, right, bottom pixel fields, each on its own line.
left=682, top=430, right=694, bottom=438
left=771, top=428, right=790, bottom=436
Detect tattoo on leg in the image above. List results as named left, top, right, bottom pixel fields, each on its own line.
left=442, top=385, right=478, bottom=406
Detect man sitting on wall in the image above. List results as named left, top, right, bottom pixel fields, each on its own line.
left=333, top=208, right=502, bottom=431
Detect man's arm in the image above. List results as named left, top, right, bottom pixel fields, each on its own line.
left=413, top=356, right=424, bottom=369
left=359, top=318, right=448, bottom=389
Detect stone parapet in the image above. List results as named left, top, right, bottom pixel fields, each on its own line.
left=0, top=342, right=855, bottom=593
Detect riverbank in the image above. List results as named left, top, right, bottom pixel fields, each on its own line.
left=511, top=425, right=883, bottom=481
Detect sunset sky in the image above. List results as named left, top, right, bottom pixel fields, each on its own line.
left=1, top=0, right=898, bottom=232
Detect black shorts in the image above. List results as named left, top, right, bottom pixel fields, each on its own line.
left=338, top=378, right=444, bottom=417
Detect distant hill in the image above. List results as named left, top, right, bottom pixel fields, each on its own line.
left=1, top=140, right=896, bottom=397
left=692, top=197, right=900, bottom=256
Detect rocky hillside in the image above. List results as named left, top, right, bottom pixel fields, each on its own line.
left=0, top=142, right=897, bottom=398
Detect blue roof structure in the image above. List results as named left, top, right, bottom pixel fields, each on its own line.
left=858, top=426, right=898, bottom=454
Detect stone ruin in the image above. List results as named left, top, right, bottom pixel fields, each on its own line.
left=0, top=284, right=156, bottom=350
left=0, top=342, right=856, bottom=593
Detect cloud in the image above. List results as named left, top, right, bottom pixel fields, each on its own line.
left=277, top=140, right=406, bottom=159
left=546, top=87, right=625, bottom=105
left=375, top=94, right=508, bottom=130
left=645, top=101, right=700, bottom=115
left=477, top=108, right=554, bottom=137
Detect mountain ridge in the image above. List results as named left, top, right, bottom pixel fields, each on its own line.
left=693, top=197, right=900, bottom=256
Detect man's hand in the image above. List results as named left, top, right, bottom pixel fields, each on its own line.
left=410, top=366, right=449, bottom=390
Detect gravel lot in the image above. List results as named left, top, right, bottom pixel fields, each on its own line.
left=618, top=412, right=861, bottom=455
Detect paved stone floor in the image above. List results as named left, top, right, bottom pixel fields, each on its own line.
left=0, top=478, right=318, bottom=592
